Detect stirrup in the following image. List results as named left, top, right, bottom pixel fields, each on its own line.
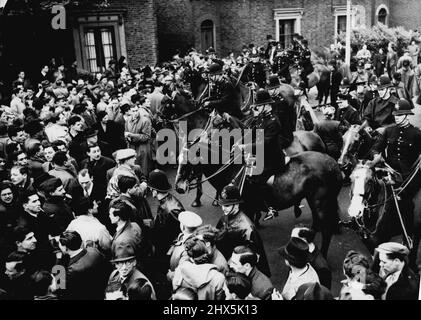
left=263, top=208, right=278, bottom=221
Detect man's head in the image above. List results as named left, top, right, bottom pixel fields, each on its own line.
left=178, top=211, right=203, bottom=234
left=41, top=178, right=65, bottom=199
left=14, top=226, right=37, bottom=252
left=58, top=230, right=82, bottom=255
left=109, top=199, right=132, bottom=225
left=67, top=115, right=84, bottom=133
left=5, top=252, right=27, bottom=280
left=16, top=151, right=28, bottom=167
left=86, top=143, right=101, bottom=161
left=26, top=142, right=44, bottom=160
left=117, top=175, right=138, bottom=196
left=21, top=191, right=42, bottom=214
left=112, top=243, right=137, bottom=279
left=229, top=245, right=258, bottom=275
left=31, top=270, right=57, bottom=297
left=291, top=225, right=316, bottom=245
left=43, top=143, right=55, bottom=162
left=51, top=140, right=68, bottom=153
left=219, top=185, right=243, bottom=216
left=52, top=151, right=68, bottom=168
left=8, top=125, right=27, bottom=144
left=223, top=272, right=252, bottom=300
left=376, top=242, right=408, bottom=277
left=78, top=169, right=93, bottom=191
left=252, top=89, right=274, bottom=117
left=10, top=166, right=28, bottom=186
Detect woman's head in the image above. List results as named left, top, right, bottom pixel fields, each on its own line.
left=343, top=250, right=370, bottom=282
left=0, top=182, right=15, bottom=204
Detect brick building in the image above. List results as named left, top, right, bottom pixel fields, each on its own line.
left=156, top=0, right=412, bottom=61
left=0, top=0, right=158, bottom=87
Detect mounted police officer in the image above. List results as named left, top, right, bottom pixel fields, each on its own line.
left=298, top=39, right=314, bottom=91
left=236, top=89, right=290, bottom=221
left=272, top=50, right=292, bottom=84
left=203, top=63, right=243, bottom=119
left=241, top=52, right=266, bottom=89
left=367, top=99, right=421, bottom=256
left=360, top=75, right=399, bottom=135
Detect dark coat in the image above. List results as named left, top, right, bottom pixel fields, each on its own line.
left=151, top=193, right=184, bottom=259
left=242, top=62, right=266, bottom=88
left=308, top=247, right=332, bottom=289
left=363, top=95, right=398, bottom=130
left=335, top=105, right=361, bottom=125
left=28, top=156, right=45, bottom=179
left=248, top=267, right=274, bottom=300
left=60, top=248, right=110, bottom=300
left=313, top=120, right=343, bottom=160
left=216, top=210, right=271, bottom=277
left=372, top=123, right=421, bottom=179
left=207, top=77, right=242, bottom=118
left=95, top=120, right=127, bottom=152
left=42, top=196, right=75, bottom=236
left=68, top=132, right=87, bottom=165
left=111, top=221, right=142, bottom=258
left=386, top=265, right=419, bottom=300
left=250, top=113, right=287, bottom=176
left=81, top=156, right=116, bottom=199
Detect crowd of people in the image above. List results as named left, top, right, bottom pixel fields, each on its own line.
left=0, top=31, right=420, bottom=300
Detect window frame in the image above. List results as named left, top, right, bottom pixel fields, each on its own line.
left=73, top=13, right=127, bottom=73
left=200, top=19, right=215, bottom=53
left=273, top=8, right=303, bottom=47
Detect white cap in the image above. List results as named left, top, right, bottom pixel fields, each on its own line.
left=178, top=211, right=203, bottom=228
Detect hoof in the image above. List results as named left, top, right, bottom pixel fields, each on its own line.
left=212, top=200, right=219, bottom=206
left=191, top=200, right=202, bottom=207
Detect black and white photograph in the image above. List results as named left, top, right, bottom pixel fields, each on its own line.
left=0, top=0, right=420, bottom=310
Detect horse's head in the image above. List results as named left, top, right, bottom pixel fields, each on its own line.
left=348, top=163, right=375, bottom=218
left=174, top=144, right=202, bottom=194
left=338, top=125, right=361, bottom=171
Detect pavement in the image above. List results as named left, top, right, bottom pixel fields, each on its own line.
left=147, top=88, right=421, bottom=297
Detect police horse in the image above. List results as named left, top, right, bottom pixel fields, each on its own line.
left=345, top=161, right=421, bottom=268
left=174, top=131, right=343, bottom=257
left=161, top=74, right=326, bottom=208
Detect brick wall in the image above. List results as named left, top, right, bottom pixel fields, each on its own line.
left=156, top=0, right=194, bottom=61
left=109, top=0, right=158, bottom=67
left=389, top=0, right=421, bottom=31
left=155, top=0, right=413, bottom=60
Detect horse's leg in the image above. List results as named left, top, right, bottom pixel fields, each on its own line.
left=212, top=190, right=220, bottom=207
left=307, top=189, right=340, bottom=258
left=191, top=175, right=202, bottom=207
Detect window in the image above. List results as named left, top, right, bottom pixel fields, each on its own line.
left=274, top=8, right=302, bottom=49
left=84, top=27, right=116, bottom=73
left=73, top=13, right=127, bottom=73
left=378, top=8, right=387, bottom=25
left=200, top=20, right=215, bottom=53
left=278, top=19, right=295, bottom=48
left=337, top=15, right=347, bottom=35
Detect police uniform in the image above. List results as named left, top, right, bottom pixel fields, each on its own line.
left=206, top=65, right=242, bottom=118
left=272, top=54, right=291, bottom=83
left=299, top=47, right=314, bottom=88
left=242, top=61, right=266, bottom=88
left=372, top=123, right=421, bottom=179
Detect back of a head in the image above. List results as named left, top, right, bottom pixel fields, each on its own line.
left=294, top=282, right=333, bottom=300
left=52, top=151, right=67, bottom=166
left=31, top=270, right=53, bottom=297
left=117, top=175, right=137, bottom=194
left=59, top=230, right=82, bottom=251
left=225, top=272, right=252, bottom=299
left=233, top=245, right=258, bottom=268
left=184, top=237, right=210, bottom=264
left=109, top=199, right=133, bottom=221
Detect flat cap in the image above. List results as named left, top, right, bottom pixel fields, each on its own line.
left=178, top=211, right=203, bottom=228
left=114, top=148, right=136, bottom=162
left=376, top=242, right=409, bottom=256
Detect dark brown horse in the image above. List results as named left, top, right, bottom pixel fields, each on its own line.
left=175, top=145, right=343, bottom=257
